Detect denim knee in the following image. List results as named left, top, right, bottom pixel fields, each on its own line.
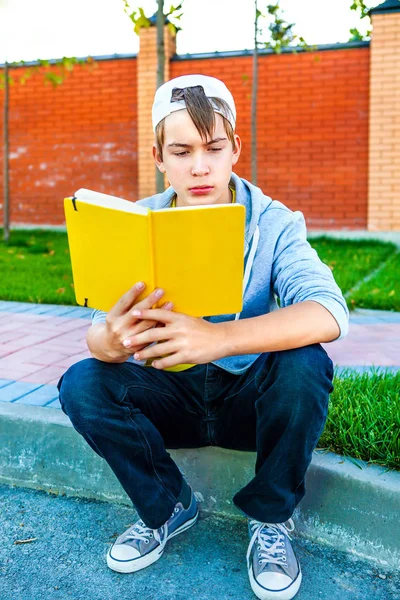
left=255, top=344, right=334, bottom=416
left=276, top=344, right=333, bottom=382
left=57, top=358, right=117, bottom=429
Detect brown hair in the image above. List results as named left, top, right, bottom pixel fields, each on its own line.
left=155, top=85, right=236, bottom=159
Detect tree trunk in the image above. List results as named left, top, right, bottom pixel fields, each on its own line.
left=251, top=0, right=258, bottom=185
left=155, top=0, right=165, bottom=194
left=3, top=60, right=10, bottom=242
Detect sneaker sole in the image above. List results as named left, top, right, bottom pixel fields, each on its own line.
left=107, top=508, right=199, bottom=574
left=248, top=567, right=302, bottom=600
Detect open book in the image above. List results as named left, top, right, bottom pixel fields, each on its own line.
left=64, top=189, right=246, bottom=317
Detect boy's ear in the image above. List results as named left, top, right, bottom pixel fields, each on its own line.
left=153, top=145, right=166, bottom=174
left=231, top=134, right=242, bottom=167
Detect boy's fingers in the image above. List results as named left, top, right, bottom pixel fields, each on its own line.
left=127, top=297, right=173, bottom=325
left=115, top=287, right=168, bottom=327
left=124, top=302, right=173, bottom=341
left=130, top=315, right=165, bottom=336
left=110, top=282, right=146, bottom=316
left=131, top=308, right=175, bottom=324
left=132, top=288, right=166, bottom=313
left=161, top=301, right=174, bottom=312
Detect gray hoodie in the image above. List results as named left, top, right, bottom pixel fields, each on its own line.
left=92, top=172, right=349, bottom=374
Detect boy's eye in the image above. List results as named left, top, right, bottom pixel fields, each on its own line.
left=173, top=147, right=222, bottom=157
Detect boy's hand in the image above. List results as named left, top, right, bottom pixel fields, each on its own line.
left=105, top=282, right=173, bottom=357
left=121, top=308, right=229, bottom=369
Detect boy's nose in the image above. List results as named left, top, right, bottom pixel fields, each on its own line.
left=191, top=157, right=210, bottom=177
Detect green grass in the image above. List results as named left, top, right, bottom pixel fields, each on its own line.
left=319, top=370, right=400, bottom=470
left=347, top=251, right=400, bottom=312
left=1, top=229, right=75, bottom=305
left=309, top=236, right=397, bottom=296
left=0, top=229, right=399, bottom=310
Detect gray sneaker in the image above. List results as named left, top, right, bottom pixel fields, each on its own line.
left=247, top=519, right=302, bottom=600
left=107, top=488, right=198, bottom=573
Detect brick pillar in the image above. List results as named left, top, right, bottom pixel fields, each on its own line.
left=368, top=0, right=400, bottom=231
left=137, top=21, right=176, bottom=199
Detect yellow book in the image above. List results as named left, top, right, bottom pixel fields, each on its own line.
left=64, top=189, right=246, bottom=317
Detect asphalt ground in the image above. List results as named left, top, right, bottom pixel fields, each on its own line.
left=0, top=484, right=398, bottom=600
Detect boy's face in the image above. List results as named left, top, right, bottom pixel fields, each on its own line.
left=153, top=110, right=241, bottom=207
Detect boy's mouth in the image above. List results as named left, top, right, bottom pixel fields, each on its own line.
left=189, top=186, right=214, bottom=195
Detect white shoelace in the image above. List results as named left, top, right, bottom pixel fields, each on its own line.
left=125, top=519, right=162, bottom=545
left=247, top=519, right=295, bottom=568
left=125, top=507, right=180, bottom=545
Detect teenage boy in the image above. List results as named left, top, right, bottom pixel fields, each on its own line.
left=58, top=74, right=348, bottom=600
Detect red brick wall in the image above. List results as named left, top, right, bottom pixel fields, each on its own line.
left=0, top=58, right=138, bottom=226
left=0, top=47, right=369, bottom=228
left=171, top=47, right=369, bottom=229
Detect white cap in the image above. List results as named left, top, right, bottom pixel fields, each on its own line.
left=152, top=74, right=236, bottom=132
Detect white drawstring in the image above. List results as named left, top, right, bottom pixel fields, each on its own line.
left=235, top=225, right=260, bottom=321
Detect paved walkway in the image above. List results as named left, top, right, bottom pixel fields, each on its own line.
left=1, top=484, right=398, bottom=600
left=0, top=301, right=399, bottom=409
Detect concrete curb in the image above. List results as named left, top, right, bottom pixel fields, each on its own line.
left=0, top=401, right=399, bottom=568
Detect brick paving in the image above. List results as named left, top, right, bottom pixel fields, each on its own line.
left=0, top=302, right=91, bottom=409
left=0, top=301, right=398, bottom=409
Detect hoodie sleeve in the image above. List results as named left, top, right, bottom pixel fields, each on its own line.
left=91, top=309, right=107, bottom=325
left=271, top=210, right=349, bottom=340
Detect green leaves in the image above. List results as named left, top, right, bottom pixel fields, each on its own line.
left=257, top=2, right=311, bottom=54
left=166, top=2, right=184, bottom=19
left=0, top=56, right=93, bottom=89
left=123, top=1, right=184, bottom=36
left=350, top=0, right=371, bottom=19
left=266, top=3, right=279, bottom=16
left=349, top=27, right=365, bottom=41
left=128, top=7, right=152, bottom=35
left=349, top=0, right=372, bottom=41
left=44, top=72, right=64, bottom=87
left=0, top=72, right=13, bottom=89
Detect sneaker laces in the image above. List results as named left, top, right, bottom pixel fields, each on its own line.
left=125, top=519, right=163, bottom=545
left=124, top=506, right=180, bottom=545
left=247, top=519, right=295, bottom=568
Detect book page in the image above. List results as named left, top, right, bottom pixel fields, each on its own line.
left=74, top=189, right=149, bottom=215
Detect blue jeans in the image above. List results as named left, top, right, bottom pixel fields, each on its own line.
left=57, top=344, right=333, bottom=530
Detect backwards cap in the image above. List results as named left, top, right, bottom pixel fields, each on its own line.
left=152, top=74, right=236, bottom=132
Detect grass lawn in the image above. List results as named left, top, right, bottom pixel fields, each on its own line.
left=347, top=251, right=400, bottom=312
left=1, top=228, right=399, bottom=310
left=308, top=236, right=397, bottom=300
left=1, top=229, right=75, bottom=305
left=320, top=370, right=400, bottom=471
